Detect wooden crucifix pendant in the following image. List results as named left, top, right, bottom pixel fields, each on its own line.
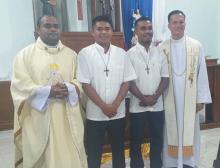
left=104, top=67, right=110, bottom=77
left=145, top=65, right=150, bottom=74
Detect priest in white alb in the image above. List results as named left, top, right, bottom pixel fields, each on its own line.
left=11, top=15, right=87, bottom=168
left=160, top=10, right=212, bottom=168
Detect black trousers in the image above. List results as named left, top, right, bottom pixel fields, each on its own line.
left=86, top=118, right=126, bottom=168
left=130, top=111, right=164, bottom=168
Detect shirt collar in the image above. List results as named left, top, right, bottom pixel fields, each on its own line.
left=94, top=42, right=112, bottom=54
left=36, top=37, right=64, bottom=54
left=136, top=42, right=152, bottom=54
left=171, top=35, right=185, bottom=43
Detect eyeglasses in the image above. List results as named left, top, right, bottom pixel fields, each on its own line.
left=42, top=23, right=59, bottom=29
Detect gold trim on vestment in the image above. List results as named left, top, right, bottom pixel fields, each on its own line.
left=69, top=81, right=85, bottom=111
left=168, top=145, right=178, bottom=157
left=14, top=128, right=21, bottom=138
left=15, top=158, right=23, bottom=167
left=162, top=37, right=198, bottom=158
left=163, top=39, right=197, bottom=85
left=183, top=146, right=193, bottom=157
left=17, top=100, right=25, bottom=116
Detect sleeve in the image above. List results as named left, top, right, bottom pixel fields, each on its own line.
left=11, top=49, right=41, bottom=124
left=123, top=51, right=137, bottom=82
left=28, top=86, right=51, bottom=112
left=76, top=50, right=91, bottom=84
left=11, top=50, right=40, bottom=99
left=196, top=44, right=212, bottom=104
left=65, top=82, right=79, bottom=107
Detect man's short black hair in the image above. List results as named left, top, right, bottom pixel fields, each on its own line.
left=37, top=15, right=55, bottom=28
left=92, top=15, right=113, bottom=29
left=135, top=16, right=152, bottom=28
left=168, top=10, right=185, bottom=22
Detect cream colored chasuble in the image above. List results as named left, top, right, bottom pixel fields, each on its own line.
left=161, top=36, right=199, bottom=158
left=11, top=38, right=87, bottom=168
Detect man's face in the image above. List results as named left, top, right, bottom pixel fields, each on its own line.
left=37, top=16, right=60, bottom=46
left=92, top=21, right=113, bottom=47
left=168, top=14, right=185, bottom=39
left=135, top=20, right=153, bottom=44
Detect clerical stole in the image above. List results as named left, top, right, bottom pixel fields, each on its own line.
left=161, top=36, right=200, bottom=158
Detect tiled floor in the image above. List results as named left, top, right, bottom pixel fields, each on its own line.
left=0, top=128, right=220, bottom=168
left=0, top=130, right=14, bottom=168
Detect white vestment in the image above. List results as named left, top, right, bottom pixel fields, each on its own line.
left=161, top=36, right=212, bottom=168
left=11, top=38, right=87, bottom=168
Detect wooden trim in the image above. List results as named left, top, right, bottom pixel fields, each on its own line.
left=201, top=122, right=220, bottom=130
left=0, top=121, right=13, bottom=131
left=61, top=32, right=124, bottom=53
left=0, top=81, right=14, bottom=131
left=114, top=0, right=121, bottom=31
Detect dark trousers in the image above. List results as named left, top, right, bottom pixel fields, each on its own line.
left=86, top=118, right=126, bottom=168
left=130, top=111, right=164, bottom=168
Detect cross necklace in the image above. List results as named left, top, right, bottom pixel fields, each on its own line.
left=96, top=46, right=111, bottom=77
left=136, top=46, right=151, bottom=74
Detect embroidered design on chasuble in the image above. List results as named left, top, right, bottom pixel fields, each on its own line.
left=47, top=63, right=64, bottom=85
left=162, top=36, right=200, bottom=158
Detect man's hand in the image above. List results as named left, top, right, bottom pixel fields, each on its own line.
left=196, top=103, right=204, bottom=112
left=100, top=103, right=117, bottom=118
left=49, top=83, right=68, bottom=99
left=139, top=95, right=157, bottom=107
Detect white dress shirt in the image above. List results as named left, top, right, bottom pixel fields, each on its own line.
left=77, top=43, right=137, bottom=121
left=127, top=42, right=169, bottom=113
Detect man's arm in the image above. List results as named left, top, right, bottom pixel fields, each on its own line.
left=139, top=77, right=169, bottom=107
left=112, top=81, right=130, bottom=109
left=130, top=80, right=156, bottom=106
left=153, top=77, right=169, bottom=100
left=129, top=80, right=144, bottom=101
left=196, top=103, right=204, bottom=112
left=82, top=83, right=116, bottom=118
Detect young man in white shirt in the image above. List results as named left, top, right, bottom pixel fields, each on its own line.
left=127, top=16, right=169, bottom=168
left=77, top=15, right=137, bottom=168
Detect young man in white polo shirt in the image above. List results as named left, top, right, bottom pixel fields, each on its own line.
left=127, top=17, right=169, bottom=168
left=77, top=15, right=137, bottom=168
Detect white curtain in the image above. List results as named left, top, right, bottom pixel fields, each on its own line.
left=152, top=0, right=166, bottom=44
